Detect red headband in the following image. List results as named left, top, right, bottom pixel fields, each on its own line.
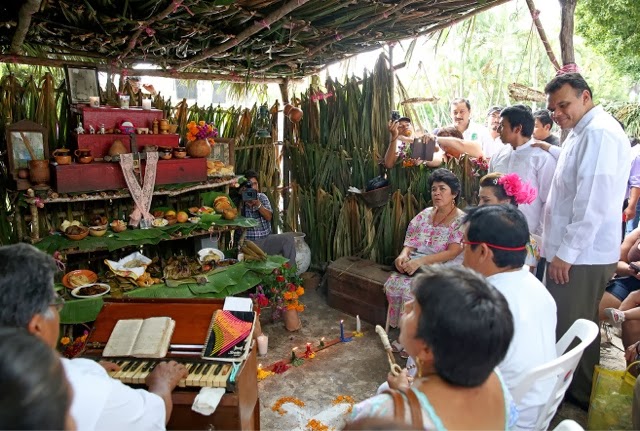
left=462, top=240, right=527, bottom=251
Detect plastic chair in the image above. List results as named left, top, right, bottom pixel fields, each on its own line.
left=552, top=419, right=584, bottom=431
left=511, top=319, right=599, bottom=431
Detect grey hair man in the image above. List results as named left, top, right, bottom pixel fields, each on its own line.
left=0, top=244, right=188, bottom=431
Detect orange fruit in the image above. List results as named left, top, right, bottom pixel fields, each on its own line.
left=165, top=210, right=176, bottom=218
left=177, top=211, right=188, bottom=223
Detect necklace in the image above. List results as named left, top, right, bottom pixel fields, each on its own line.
left=432, top=205, right=457, bottom=227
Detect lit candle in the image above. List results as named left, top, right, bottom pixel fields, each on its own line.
left=340, top=320, right=344, bottom=340
left=89, top=96, right=100, bottom=108
left=290, top=347, right=298, bottom=362
left=319, top=337, right=325, bottom=348
left=257, top=334, right=268, bottom=356
left=305, top=342, right=312, bottom=357
left=356, top=315, right=361, bottom=333
left=142, top=98, right=152, bottom=110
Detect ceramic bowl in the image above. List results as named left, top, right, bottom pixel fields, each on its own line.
left=110, top=221, right=127, bottom=233
left=65, top=227, right=89, bottom=241
left=89, top=226, right=107, bottom=237
left=62, top=269, right=98, bottom=289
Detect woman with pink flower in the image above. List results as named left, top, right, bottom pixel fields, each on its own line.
left=478, top=172, right=540, bottom=270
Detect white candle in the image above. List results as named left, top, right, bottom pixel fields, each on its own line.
left=89, top=96, right=100, bottom=107
left=257, top=334, right=268, bottom=356
left=356, top=315, right=361, bottom=332
left=142, top=99, right=152, bottom=110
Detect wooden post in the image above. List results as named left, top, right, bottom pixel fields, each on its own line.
left=558, top=0, right=578, bottom=144
left=279, top=78, right=291, bottom=221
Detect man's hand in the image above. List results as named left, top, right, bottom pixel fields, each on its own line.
left=531, top=140, right=552, bottom=152
left=99, top=360, right=121, bottom=372
left=625, top=205, right=637, bottom=222
left=548, top=256, right=572, bottom=285
left=247, top=199, right=261, bottom=209
left=387, top=368, right=411, bottom=392
left=388, top=121, right=400, bottom=141
left=146, top=361, right=188, bottom=392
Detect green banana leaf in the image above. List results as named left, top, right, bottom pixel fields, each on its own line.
left=58, top=255, right=288, bottom=322
left=59, top=297, right=104, bottom=324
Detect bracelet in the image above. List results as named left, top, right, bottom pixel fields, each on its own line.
left=256, top=203, right=262, bottom=210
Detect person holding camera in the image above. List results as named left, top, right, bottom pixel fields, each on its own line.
left=238, top=170, right=296, bottom=264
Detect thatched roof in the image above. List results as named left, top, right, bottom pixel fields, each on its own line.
left=0, top=0, right=510, bottom=82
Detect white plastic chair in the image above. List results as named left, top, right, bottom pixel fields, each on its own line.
left=511, top=319, right=599, bottom=431
left=552, top=419, right=584, bottom=431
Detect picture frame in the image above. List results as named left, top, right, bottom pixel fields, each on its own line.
left=64, top=65, right=100, bottom=104
left=5, top=120, right=49, bottom=181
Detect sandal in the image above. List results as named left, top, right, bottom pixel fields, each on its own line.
left=391, top=340, right=404, bottom=353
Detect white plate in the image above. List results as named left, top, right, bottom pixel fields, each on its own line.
left=197, top=248, right=225, bottom=264
left=71, top=283, right=111, bottom=298
left=152, top=218, right=168, bottom=227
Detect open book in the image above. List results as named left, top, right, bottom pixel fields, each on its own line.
left=201, top=310, right=255, bottom=362
left=103, top=317, right=175, bottom=358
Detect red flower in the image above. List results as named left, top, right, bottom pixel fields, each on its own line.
left=258, top=296, right=269, bottom=307
left=276, top=275, right=285, bottom=283
left=283, top=262, right=291, bottom=269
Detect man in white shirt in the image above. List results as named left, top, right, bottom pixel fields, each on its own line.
left=543, top=73, right=632, bottom=408
left=0, top=243, right=188, bottom=431
left=436, top=98, right=502, bottom=158
left=462, top=205, right=557, bottom=430
left=486, top=105, right=504, bottom=147
left=489, top=105, right=557, bottom=237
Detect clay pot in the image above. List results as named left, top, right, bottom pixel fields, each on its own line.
left=283, top=103, right=293, bottom=116
left=287, top=107, right=303, bottom=123
left=75, top=149, right=91, bottom=159
left=173, top=147, right=187, bottom=159
left=158, top=146, right=173, bottom=160
left=168, top=124, right=178, bottom=134
left=108, top=139, right=128, bottom=156
left=186, top=139, right=211, bottom=158
left=52, top=149, right=71, bottom=165
left=17, top=168, right=29, bottom=179
left=28, top=160, right=50, bottom=187
left=283, top=309, right=302, bottom=331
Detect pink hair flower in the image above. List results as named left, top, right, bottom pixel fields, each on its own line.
left=497, top=173, right=537, bottom=205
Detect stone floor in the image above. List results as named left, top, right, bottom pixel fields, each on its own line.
left=256, top=281, right=626, bottom=430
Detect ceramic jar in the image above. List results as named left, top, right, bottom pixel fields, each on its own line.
left=158, top=147, right=173, bottom=160
left=186, top=139, right=211, bottom=158
left=293, top=232, right=311, bottom=275
left=28, top=160, right=50, bottom=187
left=283, top=308, right=302, bottom=331
left=75, top=149, right=93, bottom=164
left=159, top=119, right=169, bottom=134
left=52, top=149, right=71, bottom=165
left=173, top=147, right=187, bottom=159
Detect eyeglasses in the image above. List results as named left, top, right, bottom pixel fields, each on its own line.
left=462, top=239, right=526, bottom=251
left=49, top=294, right=65, bottom=312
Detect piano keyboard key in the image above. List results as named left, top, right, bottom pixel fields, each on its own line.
left=214, top=364, right=232, bottom=388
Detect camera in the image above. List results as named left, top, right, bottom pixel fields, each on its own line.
left=241, top=181, right=258, bottom=201
left=391, top=110, right=401, bottom=122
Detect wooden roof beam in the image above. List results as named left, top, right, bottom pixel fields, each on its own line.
left=0, top=55, right=297, bottom=84
left=179, top=0, right=312, bottom=70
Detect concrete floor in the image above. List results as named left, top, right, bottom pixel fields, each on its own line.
left=257, top=283, right=626, bottom=430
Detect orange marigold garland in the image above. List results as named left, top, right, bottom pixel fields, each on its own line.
left=272, top=396, right=305, bottom=415
left=332, top=395, right=355, bottom=413
left=306, top=419, right=330, bottom=431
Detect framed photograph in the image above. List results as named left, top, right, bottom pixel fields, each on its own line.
left=6, top=120, right=49, bottom=181
left=64, top=65, right=100, bottom=104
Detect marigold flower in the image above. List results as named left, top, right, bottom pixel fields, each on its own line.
left=296, top=286, right=305, bottom=296
left=60, top=337, right=71, bottom=345
left=283, top=291, right=293, bottom=300
left=296, top=304, right=305, bottom=312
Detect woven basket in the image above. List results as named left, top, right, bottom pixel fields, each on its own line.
left=361, top=186, right=392, bottom=208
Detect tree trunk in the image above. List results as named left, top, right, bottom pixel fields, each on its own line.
left=559, top=0, right=578, bottom=65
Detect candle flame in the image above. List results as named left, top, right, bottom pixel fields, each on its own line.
left=340, top=319, right=344, bottom=323
left=292, top=347, right=298, bottom=351
left=306, top=342, right=311, bottom=345
left=321, top=337, right=325, bottom=341
left=258, top=363, right=262, bottom=369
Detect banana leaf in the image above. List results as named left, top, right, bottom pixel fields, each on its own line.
left=59, top=297, right=104, bottom=324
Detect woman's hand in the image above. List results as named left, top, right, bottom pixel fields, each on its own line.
left=626, top=341, right=640, bottom=364
left=387, top=368, right=411, bottom=392
left=395, top=255, right=410, bottom=273
left=402, top=257, right=425, bottom=276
